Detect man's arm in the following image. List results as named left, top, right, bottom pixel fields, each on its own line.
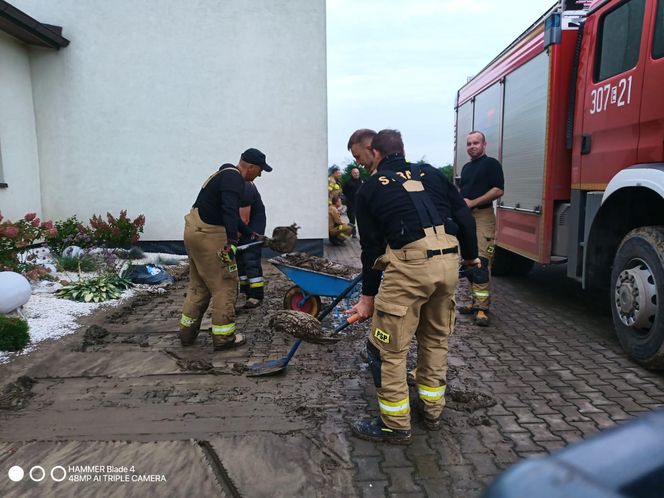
left=464, top=187, right=504, bottom=208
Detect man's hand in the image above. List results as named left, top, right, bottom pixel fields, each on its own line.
left=219, top=243, right=237, bottom=264
left=463, top=257, right=481, bottom=267
left=348, top=294, right=375, bottom=320
left=464, top=198, right=474, bottom=208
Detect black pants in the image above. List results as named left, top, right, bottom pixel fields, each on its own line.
left=347, top=204, right=356, bottom=233
left=237, top=246, right=264, bottom=299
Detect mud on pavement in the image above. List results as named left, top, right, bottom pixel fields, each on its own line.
left=0, top=262, right=367, bottom=497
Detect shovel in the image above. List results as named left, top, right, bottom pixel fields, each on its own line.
left=246, top=273, right=362, bottom=377
left=236, top=224, right=300, bottom=254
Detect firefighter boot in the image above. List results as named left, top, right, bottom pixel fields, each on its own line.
left=415, top=400, right=441, bottom=431
left=474, top=310, right=490, bottom=327
left=457, top=305, right=477, bottom=315
left=351, top=416, right=412, bottom=445
left=212, top=333, right=246, bottom=351
left=179, top=316, right=202, bottom=346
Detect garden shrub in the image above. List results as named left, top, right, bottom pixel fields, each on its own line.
left=0, top=212, right=57, bottom=278
left=89, top=211, right=145, bottom=248
left=0, top=315, right=31, bottom=352
left=46, top=216, right=94, bottom=256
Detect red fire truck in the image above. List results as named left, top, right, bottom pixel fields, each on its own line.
left=454, top=0, right=664, bottom=367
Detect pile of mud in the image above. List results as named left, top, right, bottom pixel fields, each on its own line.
left=0, top=376, right=37, bottom=410
left=269, top=310, right=345, bottom=345
left=269, top=253, right=360, bottom=279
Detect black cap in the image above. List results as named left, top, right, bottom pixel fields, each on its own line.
left=241, top=148, right=272, bottom=172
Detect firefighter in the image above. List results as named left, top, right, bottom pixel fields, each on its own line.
left=458, top=131, right=505, bottom=327
left=237, top=181, right=267, bottom=309
left=179, top=148, right=272, bottom=351
left=348, top=129, right=479, bottom=443
left=328, top=195, right=353, bottom=246
left=328, top=166, right=342, bottom=203
left=347, top=128, right=377, bottom=172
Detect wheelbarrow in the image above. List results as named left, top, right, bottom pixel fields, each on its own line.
left=246, top=264, right=362, bottom=377
left=270, top=259, right=362, bottom=319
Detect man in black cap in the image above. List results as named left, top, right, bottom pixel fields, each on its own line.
left=179, top=148, right=272, bottom=351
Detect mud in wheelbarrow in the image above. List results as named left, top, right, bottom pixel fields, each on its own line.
left=269, top=253, right=360, bottom=318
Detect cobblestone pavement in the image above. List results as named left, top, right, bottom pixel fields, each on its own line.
left=1, top=239, right=663, bottom=497
left=329, top=238, right=664, bottom=497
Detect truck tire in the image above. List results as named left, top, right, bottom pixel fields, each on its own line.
left=611, top=226, right=664, bottom=369
left=491, top=247, right=534, bottom=277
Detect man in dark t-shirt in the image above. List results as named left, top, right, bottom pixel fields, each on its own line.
left=458, top=131, right=504, bottom=327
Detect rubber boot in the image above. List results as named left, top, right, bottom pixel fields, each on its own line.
left=212, top=333, right=246, bottom=351
left=351, top=416, right=411, bottom=445
left=179, top=319, right=202, bottom=346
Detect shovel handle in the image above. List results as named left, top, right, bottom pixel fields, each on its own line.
left=334, top=313, right=363, bottom=333
left=236, top=239, right=267, bottom=252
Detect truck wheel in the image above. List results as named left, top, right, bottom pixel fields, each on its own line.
left=491, top=247, right=534, bottom=277
left=611, top=227, right=664, bottom=369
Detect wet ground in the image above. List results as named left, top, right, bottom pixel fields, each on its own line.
left=1, top=239, right=664, bottom=497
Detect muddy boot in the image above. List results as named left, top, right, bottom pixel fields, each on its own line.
left=457, top=305, right=477, bottom=315
left=179, top=319, right=202, bottom=346
left=351, top=416, right=411, bottom=445
left=415, top=401, right=441, bottom=431
left=474, top=310, right=490, bottom=327
left=212, top=333, right=246, bottom=351
left=243, top=298, right=263, bottom=309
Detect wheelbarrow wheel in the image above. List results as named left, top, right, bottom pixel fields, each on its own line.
left=283, top=285, right=321, bottom=316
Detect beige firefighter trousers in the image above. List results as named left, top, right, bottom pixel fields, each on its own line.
left=179, top=208, right=239, bottom=348
left=470, top=207, right=496, bottom=311
left=369, top=226, right=459, bottom=430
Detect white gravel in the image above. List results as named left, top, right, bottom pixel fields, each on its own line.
left=0, top=250, right=187, bottom=365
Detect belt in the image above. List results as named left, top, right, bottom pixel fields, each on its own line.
left=392, top=246, right=458, bottom=261
left=427, top=247, right=458, bottom=258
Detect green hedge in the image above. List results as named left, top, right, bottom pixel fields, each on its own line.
left=0, top=315, right=30, bottom=352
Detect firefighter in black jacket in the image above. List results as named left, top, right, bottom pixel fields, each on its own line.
left=237, top=181, right=267, bottom=308
left=348, top=129, right=479, bottom=444
left=179, top=148, right=272, bottom=351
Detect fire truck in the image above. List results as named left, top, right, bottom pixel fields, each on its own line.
left=454, top=0, right=664, bottom=367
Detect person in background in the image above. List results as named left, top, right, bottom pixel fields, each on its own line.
left=342, top=167, right=364, bottom=237
left=179, top=148, right=272, bottom=351
left=328, top=166, right=342, bottom=203
left=237, top=180, right=267, bottom=309
left=458, top=131, right=504, bottom=327
left=328, top=195, right=353, bottom=246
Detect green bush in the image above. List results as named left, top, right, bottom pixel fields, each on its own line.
left=56, top=274, right=133, bottom=303
left=46, top=216, right=94, bottom=256
left=0, top=315, right=31, bottom=352
left=89, top=211, right=145, bottom=248
left=55, top=254, right=97, bottom=272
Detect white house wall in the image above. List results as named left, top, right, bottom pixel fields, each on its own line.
left=0, top=32, right=43, bottom=222
left=13, top=0, right=328, bottom=241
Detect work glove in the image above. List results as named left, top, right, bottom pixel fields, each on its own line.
left=219, top=243, right=237, bottom=264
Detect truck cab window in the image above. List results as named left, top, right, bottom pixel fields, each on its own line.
left=595, top=0, right=646, bottom=81
left=654, top=0, right=664, bottom=59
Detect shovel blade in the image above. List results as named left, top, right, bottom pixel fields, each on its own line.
left=246, top=357, right=290, bottom=377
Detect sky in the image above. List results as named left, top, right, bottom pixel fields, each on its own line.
left=326, top=0, right=556, bottom=169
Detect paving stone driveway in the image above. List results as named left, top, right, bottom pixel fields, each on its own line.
left=330, top=239, right=664, bottom=497
left=1, top=239, right=663, bottom=498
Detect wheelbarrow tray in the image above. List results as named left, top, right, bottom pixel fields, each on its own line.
left=268, top=259, right=358, bottom=298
